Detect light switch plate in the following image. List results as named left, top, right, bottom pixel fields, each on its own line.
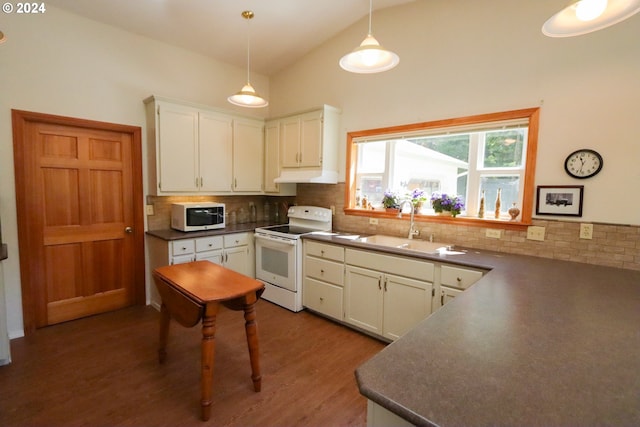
left=145, top=204, right=154, bottom=215
left=369, top=217, right=378, bottom=225
left=486, top=229, right=502, bottom=239
left=527, top=226, right=545, bottom=241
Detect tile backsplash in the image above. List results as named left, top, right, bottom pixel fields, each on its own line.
left=295, top=184, right=640, bottom=271
left=146, top=195, right=295, bottom=231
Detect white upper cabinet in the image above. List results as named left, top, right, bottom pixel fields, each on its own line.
left=275, top=105, right=341, bottom=184
left=145, top=96, right=265, bottom=195
left=154, top=102, right=200, bottom=193
left=199, top=111, right=233, bottom=192
left=232, top=117, right=264, bottom=192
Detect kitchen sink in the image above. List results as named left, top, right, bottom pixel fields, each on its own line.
left=355, top=235, right=462, bottom=255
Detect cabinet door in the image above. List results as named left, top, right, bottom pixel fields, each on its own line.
left=264, top=120, right=280, bottom=193
left=280, top=116, right=300, bottom=168
left=224, top=246, right=249, bottom=276
left=441, top=286, right=463, bottom=307
left=157, top=102, right=198, bottom=192
left=299, top=110, right=323, bottom=167
left=345, top=265, right=383, bottom=335
left=233, top=118, right=263, bottom=191
left=171, top=254, right=194, bottom=265
left=199, top=111, right=233, bottom=192
left=383, top=274, right=433, bottom=341
left=195, top=251, right=223, bottom=265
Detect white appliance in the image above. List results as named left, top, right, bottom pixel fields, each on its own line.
left=255, top=206, right=332, bottom=312
left=171, top=202, right=225, bottom=232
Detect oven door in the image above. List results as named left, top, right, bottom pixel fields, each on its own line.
left=255, top=233, right=297, bottom=292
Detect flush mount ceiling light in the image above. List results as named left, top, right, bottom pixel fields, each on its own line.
left=542, top=0, right=640, bottom=37
left=228, top=10, right=268, bottom=108
left=339, top=0, right=399, bottom=73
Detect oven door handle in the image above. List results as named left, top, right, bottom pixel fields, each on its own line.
left=255, top=234, right=297, bottom=246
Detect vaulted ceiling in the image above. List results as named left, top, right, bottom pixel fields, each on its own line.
left=45, top=0, right=415, bottom=76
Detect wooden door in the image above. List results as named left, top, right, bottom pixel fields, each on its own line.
left=12, top=110, right=145, bottom=332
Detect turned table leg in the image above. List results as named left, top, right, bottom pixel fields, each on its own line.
left=158, top=303, right=170, bottom=364
left=200, top=303, right=218, bottom=422
left=243, top=293, right=262, bottom=392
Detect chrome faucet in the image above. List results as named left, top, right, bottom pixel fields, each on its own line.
left=398, top=200, right=419, bottom=239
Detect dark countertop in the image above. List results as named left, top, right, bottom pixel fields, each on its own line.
left=146, top=221, right=274, bottom=241
left=303, top=233, right=640, bottom=426
left=0, top=244, right=7, bottom=261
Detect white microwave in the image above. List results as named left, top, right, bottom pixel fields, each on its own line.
left=171, top=202, right=225, bottom=232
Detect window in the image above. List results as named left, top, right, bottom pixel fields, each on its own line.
left=345, top=108, right=539, bottom=228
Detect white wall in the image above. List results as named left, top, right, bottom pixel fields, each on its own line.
left=0, top=6, right=269, bottom=337
left=269, top=0, right=640, bottom=225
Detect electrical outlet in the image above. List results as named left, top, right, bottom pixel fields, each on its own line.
left=527, top=226, right=545, bottom=241
left=369, top=217, right=379, bottom=225
left=579, top=223, right=593, bottom=239
left=330, top=205, right=336, bottom=215
left=145, top=204, right=155, bottom=215
left=486, top=229, right=502, bottom=239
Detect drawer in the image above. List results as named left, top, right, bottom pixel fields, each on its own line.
left=195, top=236, right=223, bottom=252
left=440, top=265, right=484, bottom=289
left=345, top=248, right=434, bottom=282
left=171, top=239, right=194, bottom=256
left=224, top=233, right=248, bottom=248
left=305, top=257, right=344, bottom=286
left=305, top=241, right=345, bottom=262
left=303, top=277, right=344, bottom=321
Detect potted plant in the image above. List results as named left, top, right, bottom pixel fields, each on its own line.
left=409, top=188, right=427, bottom=213
left=382, top=190, right=400, bottom=212
left=430, top=192, right=464, bottom=217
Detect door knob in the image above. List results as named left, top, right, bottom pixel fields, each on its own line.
left=125, top=227, right=133, bottom=234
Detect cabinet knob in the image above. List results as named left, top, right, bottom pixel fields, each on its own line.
left=457, top=277, right=462, bottom=282
left=320, top=269, right=325, bottom=274
left=208, top=243, right=213, bottom=247
left=320, top=250, right=325, bottom=256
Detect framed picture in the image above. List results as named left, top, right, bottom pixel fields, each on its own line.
left=536, top=185, right=583, bottom=216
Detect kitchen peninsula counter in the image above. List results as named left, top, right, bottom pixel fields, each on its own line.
left=302, top=233, right=640, bottom=426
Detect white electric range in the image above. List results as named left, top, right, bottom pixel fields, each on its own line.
left=254, top=206, right=332, bottom=312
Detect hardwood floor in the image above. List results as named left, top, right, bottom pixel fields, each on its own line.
left=0, top=301, right=386, bottom=426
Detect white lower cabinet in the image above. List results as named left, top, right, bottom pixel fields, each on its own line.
left=345, top=249, right=434, bottom=341
left=147, top=232, right=255, bottom=307
left=301, top=239, right=487, bottom=342
left=303, top=241, right=345, bottom=321
left=437, top=264, right=484, bottom=308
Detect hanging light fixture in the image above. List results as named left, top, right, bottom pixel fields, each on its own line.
left=339, top=0, right=399, bottom=73
left=542, top=0, right=640, bottom=37
left=228, top=10, right=268, bottom=108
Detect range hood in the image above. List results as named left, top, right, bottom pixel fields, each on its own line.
left=274, top=169, right=338, bottom=184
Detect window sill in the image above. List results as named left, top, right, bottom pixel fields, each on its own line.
left=344, top=208, right=531, bottom=231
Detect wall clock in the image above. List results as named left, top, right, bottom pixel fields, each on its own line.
left=564, top=149, right=603, bottom=179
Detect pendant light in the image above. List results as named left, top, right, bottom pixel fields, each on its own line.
left=542, top=0, right=640, bottom=37
left=228, top=11, right=268, bottom=108
left=339, top=0, right=399, bottom=73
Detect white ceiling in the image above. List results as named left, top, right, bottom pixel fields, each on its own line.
left=45, top=0, right=415, bottom=76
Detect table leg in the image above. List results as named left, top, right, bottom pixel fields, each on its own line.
left=200, top=303, right=218, bottom=422
left=158, top=303, right=170, bottom=364
left=243, top=293, right=262, bottom=392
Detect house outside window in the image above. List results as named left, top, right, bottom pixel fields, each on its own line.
left=345, top=108, right=539, bottom=228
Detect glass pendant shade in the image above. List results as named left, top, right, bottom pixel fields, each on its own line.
left=228, top=83, right=268, bottom=108
left=542, top=0, right=640, bottom=37
left=340, top=34, right=400, bottom=73
left=339, top=0, right=399, bottom=74
left=228, top=11, right=268, bottom=108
